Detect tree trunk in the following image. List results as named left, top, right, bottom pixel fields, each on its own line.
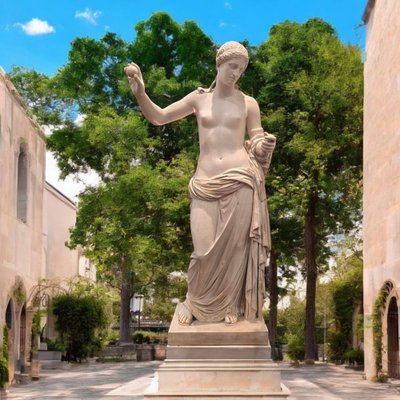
left=119, top=269, right=133, bottom=344
left=268, top=250, right=278, bottom=359
left=304, top=191, right=318, bottom=362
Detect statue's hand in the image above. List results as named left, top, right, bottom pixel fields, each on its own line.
left=124, top=62, right=145, bottom=97
left=256, top=132, right=276, bottom=159
left=259, top=133, right=276, bottom=154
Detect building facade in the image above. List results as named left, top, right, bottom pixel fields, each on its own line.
left=0, top=69, right=93, bottom=383
left=363, top=0, right=400, bottom=380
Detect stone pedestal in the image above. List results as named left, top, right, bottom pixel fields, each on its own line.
left=144, top=309, right=289, bottom=399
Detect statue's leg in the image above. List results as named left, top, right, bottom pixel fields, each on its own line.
left=190, top=198, right=218, bottom=255
left=179, top=198, right=219, bottom=325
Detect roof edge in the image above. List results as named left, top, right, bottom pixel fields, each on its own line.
left=362, top=0, right=376, bottom=24
left=0, top=66, right=46, bottom=140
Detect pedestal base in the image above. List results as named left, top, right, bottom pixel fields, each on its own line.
left=144, top=308, right=289, bottom=399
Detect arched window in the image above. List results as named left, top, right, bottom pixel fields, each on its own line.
left=17, top=146, right=28, bottom=222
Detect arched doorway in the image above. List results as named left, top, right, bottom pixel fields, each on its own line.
left=4, top=300, right=13, bottom=381
left=19, top=306, right=26, bottom=371
left=387, top=297, right=399, bottom=378
left=5, top=300, right=13, bottom=330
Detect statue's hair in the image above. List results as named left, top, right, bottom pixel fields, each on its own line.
left=216, top=41, right=249, bottom=68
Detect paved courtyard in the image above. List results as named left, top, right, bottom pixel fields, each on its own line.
left=1, top=361, right=399, bottom=400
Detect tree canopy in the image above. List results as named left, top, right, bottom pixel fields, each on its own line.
left=9, top=13, right=363, bottom=348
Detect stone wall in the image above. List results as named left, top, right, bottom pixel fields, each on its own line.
left=363, top=0, right=400, bottom=379
left=0, top=68, right=46, bottom=380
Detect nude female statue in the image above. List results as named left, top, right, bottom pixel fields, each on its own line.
left=125, top=41, right=275, bottom=325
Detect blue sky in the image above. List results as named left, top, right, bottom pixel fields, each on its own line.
left=1, top=0, right=367, bottom=76
left=1, top=0, right=368, bottom=199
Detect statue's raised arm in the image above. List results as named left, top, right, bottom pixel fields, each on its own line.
left=124, top=62, right=195, bottom=126
left=126, top=41, right=276, bottom=326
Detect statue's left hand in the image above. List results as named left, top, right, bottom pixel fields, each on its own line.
left=260, top=133, right=276, bottom=153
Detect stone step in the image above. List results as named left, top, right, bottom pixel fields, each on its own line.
left=168, top=313, right=269, bottom=347
left=145, top=372, right=290, bottom=400
left=167, top=345, right=271, bottom=359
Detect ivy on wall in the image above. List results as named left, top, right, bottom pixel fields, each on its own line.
left=0, top=326, right=9, bottom=388
left=372, top=281, right=394, bottom=377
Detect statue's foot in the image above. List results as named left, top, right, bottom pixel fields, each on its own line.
left=224, top=311, right=238, bottom=325
left=178, top=303, right=193, bottom=325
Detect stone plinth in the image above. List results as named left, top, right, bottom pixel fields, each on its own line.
left=144, top=308, right=289, bottom=399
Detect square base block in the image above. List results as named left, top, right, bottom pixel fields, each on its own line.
left=144, top=308, right=289, bottom=399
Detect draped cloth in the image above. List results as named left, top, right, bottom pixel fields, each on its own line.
left=183, top=137, right=271, bottom=322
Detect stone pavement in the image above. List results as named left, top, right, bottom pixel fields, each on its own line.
left=1, top=361, right=399, bottom=400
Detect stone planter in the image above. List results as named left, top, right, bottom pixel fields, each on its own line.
left=136, top=344, right=154, bottom=361
left=38, top=350, right=62, bottom=361
left=154, top=344, right=167, bottom=361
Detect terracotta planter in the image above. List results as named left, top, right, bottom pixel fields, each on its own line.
left=30, top=359, right=41, bottom=380
left=154, top=344, right=167, bottom=361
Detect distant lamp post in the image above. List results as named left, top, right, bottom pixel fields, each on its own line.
left=130, top=294, right=144, bottom=330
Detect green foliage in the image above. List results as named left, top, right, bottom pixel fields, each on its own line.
left=277, top=296, right=306, bottom=343
left=13, top=280, right=26, bottom=305
left=31, top=310, right=42, bottom=337
left=286, top=334, right=305, bottom=361
left=44, top=338, right=66, bottom=353
left=0, top=355, right=9, bottom=388
left=327, top=246, right=363, bottom=362
left=255, top=18, right=363, bottom=360
left=8, top=66, right=73, bottom=125
left=9, top=13, right=363, bottom=356
left=344, top=347, right=364, bottom=365
left=2, top=327, right=9, bottom=360
left=326, top=331, right=347, bottom=363
left=372, top=287, right=388, bottom=375
left=52, top=293, right=108, bottom=362
left=132, top=331, right=168, bottom=344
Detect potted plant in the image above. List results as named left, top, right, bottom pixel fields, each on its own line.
left=133, top=331, right=154, bottom=361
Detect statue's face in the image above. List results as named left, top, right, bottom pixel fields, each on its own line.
left=217, top=57, right=247, bottom=87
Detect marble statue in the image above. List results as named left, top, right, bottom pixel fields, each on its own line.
left=125, top=41, right=275, bottom=326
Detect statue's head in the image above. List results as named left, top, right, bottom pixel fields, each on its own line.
left=216, top=41, right=249, bottom=70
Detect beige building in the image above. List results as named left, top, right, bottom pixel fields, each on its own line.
left=363, top=0, right=400, bottom=380
left=0, top=69, right=93, bottom=383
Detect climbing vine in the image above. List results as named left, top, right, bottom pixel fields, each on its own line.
left=372, top=282, right=393, bottom=376
left=0, top=327, right=9, bottom=388
left=13, top=280, right=26, bottom=305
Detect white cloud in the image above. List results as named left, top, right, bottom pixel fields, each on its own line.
left=75, top=8, right=102, bottom=24
left=219, top=21, right=227, bottom=28
left=224, top=2, right=232, bottom=9
left=15, top=18, right=55, bottom=36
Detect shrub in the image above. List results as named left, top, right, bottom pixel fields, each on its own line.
left=286, top=334, right=305, bottom=362
left=344, top=347, right=364, bottom=365
left=52, top=294, right=108, bottom=362
left=0, top=355, right=9, bottom=388
left=327, top=331, right=348, bottom=363
left=133, top=331, right=168, bottom=344
left=44, top=338, right=66, bottom=353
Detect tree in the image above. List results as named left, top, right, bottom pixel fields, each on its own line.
left=66, top=155, right=193, bottom=342
left=8, top=66, right=73, bottom=125
left=255, top=19, right=363, bottom=361
left=9, top=14, right=363, bottom=353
